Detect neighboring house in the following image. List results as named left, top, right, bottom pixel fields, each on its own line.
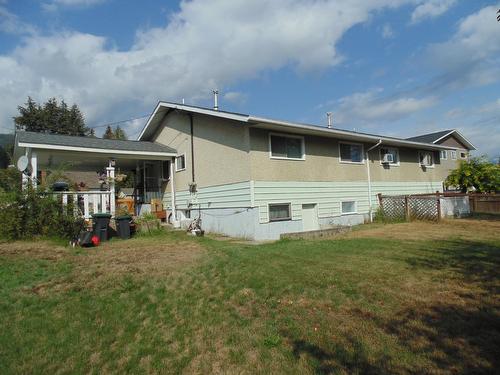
left=407, top=129, right=476, bottom=171
left=14, top=102, right=476, bottom=240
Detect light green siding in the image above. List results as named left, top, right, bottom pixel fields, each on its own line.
left=163, top=181, right=252, bottom=209
left=254, top=180, right=443, bottom=224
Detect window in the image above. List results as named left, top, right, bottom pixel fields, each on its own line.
left=440, top=150, right=447, bottom=160
left=269, top=203, right=291, bottom=221
left=161, top=160, right=170, bottom=180
left=269, top=134, right=304, bottom=160
left=419, top=151, right=434, bottom=167
left=341, top=201, right=357, bottom=214
left=460, top=151, right=467, bottom=159
left=451, top=150, right=457, bottom=160
left=175, top=154, right=186, bottom=172
left=339, top=142, right=364, bottom=163
left=380, top=147, right=399, bottom=165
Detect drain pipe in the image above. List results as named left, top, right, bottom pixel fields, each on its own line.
left=366, top=139, right=382, bottom=222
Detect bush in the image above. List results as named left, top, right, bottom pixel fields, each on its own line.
left=0, top=186, right=83, bottom=241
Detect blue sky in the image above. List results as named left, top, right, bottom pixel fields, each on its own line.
left=0, top=0, right=499, bottom=157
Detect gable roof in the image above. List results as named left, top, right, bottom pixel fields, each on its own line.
left=139, top=101, right=456, bottom=151
left=15, top=131, right=176, bottom=158
left=406, top=129, right=476, bottom=150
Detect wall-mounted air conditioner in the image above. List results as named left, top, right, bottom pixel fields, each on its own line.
left=382, top=153, right=394, bottom=164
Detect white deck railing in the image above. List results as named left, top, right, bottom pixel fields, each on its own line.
left=52, top=190, right=115, bottom=219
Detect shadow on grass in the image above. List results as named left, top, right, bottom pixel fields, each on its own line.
left=282, top=240, right=500, bottom=374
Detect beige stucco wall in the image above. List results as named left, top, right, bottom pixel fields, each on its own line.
left=153, top=112, right=251, bottom=192
left=249, top=128, right=452, bottom=183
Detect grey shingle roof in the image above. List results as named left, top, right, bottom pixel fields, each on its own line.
left=16, top=131, right=176, bottom=154
left=406, top=130, right=453, bottom=144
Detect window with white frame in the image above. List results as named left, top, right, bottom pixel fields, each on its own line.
left=380, top=147, right=399, bottom=165
left=460, top=151, right=467, bottom=159
left=440, top=150, right=447, bottom=160
left=269, top=203, right=291, bottom=221
left=269, top=134, right=304, bottom=160
left=175, top=154, right=186, bottom=171
left=341, top=201, right=357, bottom=214
left=339, top=142, right=364, bottom=163
left=419, top=151, right=434, bottom=167
left=451, top=150, right=457, bottom=160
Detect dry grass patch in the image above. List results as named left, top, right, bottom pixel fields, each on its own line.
left=347, top=218, right=500, bottom=242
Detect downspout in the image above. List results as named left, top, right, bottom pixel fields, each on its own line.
left=366, top=139, right=382, bottom=223
left=189, top=113, right=195, bottom=184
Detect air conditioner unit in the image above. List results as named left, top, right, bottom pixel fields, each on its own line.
left=382, top=153, right=394, bottom=163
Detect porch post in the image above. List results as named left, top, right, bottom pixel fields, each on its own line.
left=22, top=148, right=30, bottom=189
left=30, top=151, right=37, bottom=188
left=170, top=157, right=177, bottom=224
left=106, top=160, right=115, bottom=217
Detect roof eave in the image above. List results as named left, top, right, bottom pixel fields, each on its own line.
left=433, top=130, right=476, bottom=150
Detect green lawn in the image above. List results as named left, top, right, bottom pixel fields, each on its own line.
left=1, top=219, right=499, bottom=374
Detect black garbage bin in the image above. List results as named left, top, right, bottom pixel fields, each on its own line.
left=115, top=215, right=132, bottom=240
left=92, top=213, right=112, bottom=242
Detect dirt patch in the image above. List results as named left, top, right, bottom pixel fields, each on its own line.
left=347, top=219, right=500, bottom=242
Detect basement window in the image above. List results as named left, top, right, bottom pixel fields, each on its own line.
left=175, top=154, right=186, bottom=172
left=339, top=142, right=364, bottom=163
left=341, top=201, right=357, bottom=215
left=269, top=203, right=291, bottom=222
left=269, top=133, right=305, bottom=160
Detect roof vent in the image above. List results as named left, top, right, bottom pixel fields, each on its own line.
left=213, top=89, right=219, bottom=111
left=326, top=112, right=333, bottom=129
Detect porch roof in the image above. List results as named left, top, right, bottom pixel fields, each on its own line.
left=15, top=131, right=177, bottom=159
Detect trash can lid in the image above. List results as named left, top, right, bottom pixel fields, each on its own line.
left=115, top=215, right=132, bottom=220
left=92, top=213, right=112, bottom=218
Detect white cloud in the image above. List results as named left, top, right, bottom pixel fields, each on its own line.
left=334, top=89, right=436, bottom=123
left=411, top=0, right=456, bottom=24
left=0, top=0, right=423, bottom=134
left=0, top=5, right=36, bottom=35
left=381, top=23, right=394, bottom=39
left=42, top=0, right=107, bottom=11
left=223, top=91, right=247, bottom=105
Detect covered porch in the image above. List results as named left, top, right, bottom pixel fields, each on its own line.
left=14, top=131, right=178, bottom=221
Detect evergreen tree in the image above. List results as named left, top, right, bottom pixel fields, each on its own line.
left=114, top=126, right=128, bottom=140
left=14, top=97, right=89, bottom=136
left=103, top=126, right=115, bottom=139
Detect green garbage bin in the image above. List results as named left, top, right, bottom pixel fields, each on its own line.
left=92, top=213, right=112, bottom=242
left=115, top=215, right=132, bottom=239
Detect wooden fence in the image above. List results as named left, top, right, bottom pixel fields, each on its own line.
left=377, top=192, right=500, bottom=222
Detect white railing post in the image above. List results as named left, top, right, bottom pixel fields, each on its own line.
left=83, top=194, right=90, bottom=219
left=106, top=163, right=115, bottom=217
left=93, top=194, right=99, bottom=214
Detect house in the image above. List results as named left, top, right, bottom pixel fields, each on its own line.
left=406, top=129, right=476, bottom=165
left=14, top=101, right=476, bottom=240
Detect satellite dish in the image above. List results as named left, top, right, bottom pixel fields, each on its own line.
left=17, top=155, right=29, bottom=172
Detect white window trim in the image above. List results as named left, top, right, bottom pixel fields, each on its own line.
left=268, top=202, right=292, bottom=222
left=440, top=150, right=447, bottom=160
left=341, top=200, right=358, bottom=215
left=339, top=141, right=365, bottom=164
left=418, top=150, right=435, bottom=168
left=268, top=132, right=306, bottom=161
left=175, top=153, right=186, bottom=172
left=451, top=150, right=457, bottom=160
left=379, top=147, right=400, bottom=167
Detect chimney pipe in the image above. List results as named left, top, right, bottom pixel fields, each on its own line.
left=326, top=112, right=332, bottom=129
left=213, top=89, right=219, bottom=111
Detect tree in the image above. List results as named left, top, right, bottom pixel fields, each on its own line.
left=114, top=126, right=128, bottom=140
left=14, top=97, right=89, bottom=136
left=102, top=125, right=128, bottom=140
left=445, top=156, right=500, bottom=193
left=103, top=126, right=115, bottom=139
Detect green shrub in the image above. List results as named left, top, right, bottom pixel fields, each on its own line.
left=0, top=186, right=83, bottom=241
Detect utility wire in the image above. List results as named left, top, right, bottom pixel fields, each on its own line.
left=89, top=114, right=150, bottom=129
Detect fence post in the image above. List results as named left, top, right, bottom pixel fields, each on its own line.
left=436, top=191, right=441, bottom=222
left=404, top=195, right=410, bottom=221
left=377, top=193, right=383, bottom=212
